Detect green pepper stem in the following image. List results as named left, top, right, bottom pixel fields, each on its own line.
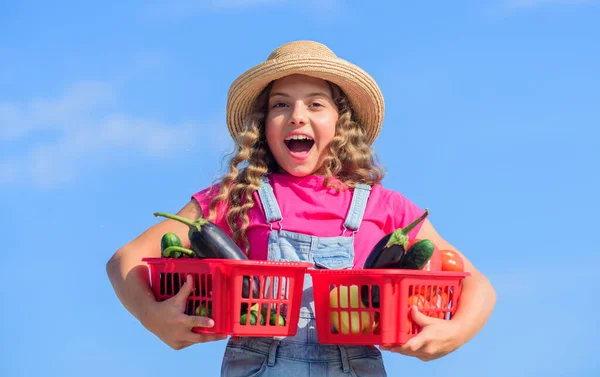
left=162, top=246, right=196, bottom=258
left=154, top=212, right=208, bottom=229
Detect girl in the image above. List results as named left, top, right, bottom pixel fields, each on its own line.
left=107, top=40, right=496, bottom=376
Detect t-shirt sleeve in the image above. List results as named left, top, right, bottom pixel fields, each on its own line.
left=191, top=184, right=234, bottom=238
left=388, top=190, right=427, bottom=242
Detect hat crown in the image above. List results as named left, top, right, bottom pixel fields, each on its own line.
left=267, top=40, right=337, bottom=61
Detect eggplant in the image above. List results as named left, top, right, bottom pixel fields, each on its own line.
left=154, top=212, right=248, bottom=260
left=363, top=209, right=429, bottom=269
left=361, top=209, right=429, bottom=308
left=154, top=212, right=260, bottom=299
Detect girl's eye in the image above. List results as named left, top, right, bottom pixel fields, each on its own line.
left=311, top=102, right=324, bottom=107
left=272, top=102, right=287, bottom=108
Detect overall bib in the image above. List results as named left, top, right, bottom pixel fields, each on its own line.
left=220, top=176, right=388, bottom=377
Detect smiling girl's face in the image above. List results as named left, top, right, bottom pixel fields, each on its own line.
left=265, top=74, right=340, bottom=177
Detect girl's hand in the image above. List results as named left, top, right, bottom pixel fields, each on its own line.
left=380, top=306, right=463, bottom=362
left=140, top=274, right=227, bottom=350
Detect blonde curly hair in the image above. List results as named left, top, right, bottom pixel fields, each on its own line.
left=207, top=80, right=386, bottom=253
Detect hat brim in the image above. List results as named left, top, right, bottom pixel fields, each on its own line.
left=226, top=56, right=384, bottom=145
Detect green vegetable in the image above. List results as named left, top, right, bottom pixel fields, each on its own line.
left=269, top=311, right=286, bottom=326
left=162, top=245, right=195, bottom=258
left=194, top=302, right=213, bottom=318
left=240, top=311, right=258, bottom=325
left=397, top=239, right=435, bottom=270
left=363, top=209, right=429, bottom=269
left=160, top=232, right=194, bottom=258
left=154, top=212, right=248, bottom=260
left=240, top=305, right=286, bottom=326
left=155, top=212, right=260, bottom=298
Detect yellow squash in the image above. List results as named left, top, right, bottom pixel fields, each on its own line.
left=329, top=285, right=372, bottom=334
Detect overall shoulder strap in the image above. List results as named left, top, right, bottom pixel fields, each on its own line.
left=256, top=175, right=283, bottom=223
left=343, top=183, right=372, bottom=232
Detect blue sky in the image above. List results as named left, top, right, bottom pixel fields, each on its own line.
left=1, top=0, right=599, bottom=376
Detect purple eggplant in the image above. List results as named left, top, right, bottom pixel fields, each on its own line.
left=361, top=209, right=429, bottom=308
left=154, top=212, right=260, bottom=299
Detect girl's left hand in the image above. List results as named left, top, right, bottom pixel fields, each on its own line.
left=380, top=306, right=464, bottom=362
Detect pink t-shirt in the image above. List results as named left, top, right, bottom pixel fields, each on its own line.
left=191, top=173, right=425, bottom=269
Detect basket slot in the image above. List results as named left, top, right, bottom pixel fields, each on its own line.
left=160, top=272, right=183, bottom=296
left=262, top=276, right=287, bottom=301
left=193, top=274, right=200, bottom=296
left=328, top=283, right=377, bottom=336
left=159, top=272, right=165, bottom=295
left=407, top=282, right=455, bottom=324
left=156, top=271, right=213, bottom=301
left=239, top=301, right=287, bottom=327
left=238, top=274, right=291, bottom=327
left=197, top=273, right=212, bottom=298
left=188, top=298, right=213, bottom=318
left=239, top=275, right=291, bottom=303
left=359, top=284, right=380, bottom=309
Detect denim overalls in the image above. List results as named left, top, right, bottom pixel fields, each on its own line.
left=220, top=176, right=387, bottom=377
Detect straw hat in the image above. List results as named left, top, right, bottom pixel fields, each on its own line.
left=226, top=40, right=385, bottom=145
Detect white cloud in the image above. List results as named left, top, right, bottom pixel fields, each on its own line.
left=0, top=81, right=233, bottom=188
left=0, top=81, right=115, bottom=142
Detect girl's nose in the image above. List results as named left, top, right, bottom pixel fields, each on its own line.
left=289, top=103, right=307, bottom=126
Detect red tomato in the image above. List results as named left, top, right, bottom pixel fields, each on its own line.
left=416, top=285, right=440, bottom=299
left=406, top=294, right=427, bottom=333
left=407, top=293, right=428, bottom=309
left=440, top=249, right=465, bottom=272
left=428, top=292, right=449, bottom=319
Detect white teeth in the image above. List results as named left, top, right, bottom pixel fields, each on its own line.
left=285, top=135, right=313, bottom=141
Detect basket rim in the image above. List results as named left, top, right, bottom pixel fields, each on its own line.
left=142, top=257, right=313, bottom=269
left=308, top=269, right=470, bottom=278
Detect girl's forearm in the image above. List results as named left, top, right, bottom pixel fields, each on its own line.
left=450, top=273, right=496, bottom=344
left=106, top=249, right=158, bottom=324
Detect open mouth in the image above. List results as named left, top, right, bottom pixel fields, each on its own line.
left=284, top=135, right=315, bottom=154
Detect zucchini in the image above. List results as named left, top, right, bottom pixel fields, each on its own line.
left=363, top=209, right=429, bottom=269
left=361, top=237, right=436, bottom=308
left=397, top=239, right=435, bottom=269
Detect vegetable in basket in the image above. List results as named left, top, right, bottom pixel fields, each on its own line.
left=360, top=210, right=434, bottom=309
left=440, top=249, right=465, bottom=272
left=362, top=209, right=429, bottom=269
left=160, top=232, right=195, bottom=258
left=329, top=285, right=373, bottom=335
left=154, top=212, right=261, bottom=299
left=394, top=239, right=436, bottom=270
left=195, top=301, right=213, bottom=317
left=361, top=239, right=436, bottom=309
left=240, top=304, right=286, bottom=326
left=155, top=212, right=248, bottom=260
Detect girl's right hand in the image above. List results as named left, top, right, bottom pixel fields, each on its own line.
left=140, top=274, right=227, bottom=350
